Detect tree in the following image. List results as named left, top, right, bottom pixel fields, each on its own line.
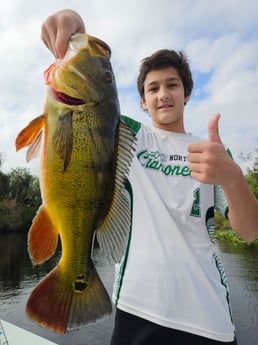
left=245, top=149, right=258, bottom=199
left=0, top=168, right=41, bottom=231
left=0, top=171, right=9, bottom=200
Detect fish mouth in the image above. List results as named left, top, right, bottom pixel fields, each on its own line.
left=53, top=89, right=85, bottom=106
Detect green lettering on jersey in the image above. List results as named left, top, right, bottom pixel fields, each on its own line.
left=137, top=150, right=191, bottom=177
left=190, top=188, right=201, bottom=217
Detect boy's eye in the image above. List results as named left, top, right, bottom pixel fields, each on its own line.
left=148, top=87, right=158, bottom=92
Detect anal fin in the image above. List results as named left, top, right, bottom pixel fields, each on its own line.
left=28, top=205, right=59, bottom=265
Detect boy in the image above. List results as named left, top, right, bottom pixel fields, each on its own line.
left=41, top=10, right=258, bottom=344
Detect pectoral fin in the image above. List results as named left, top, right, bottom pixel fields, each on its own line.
left=52, top=110, right=73, bottom=171
left=15, top=115, right=45, bottom=150
left=28, top=205, right=59, bottom=265
left=15, top=115, right=45, bottom=161
left=96, top=121, right=136, bottom=263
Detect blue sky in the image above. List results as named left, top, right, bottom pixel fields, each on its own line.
left=0, top=0, right=257, bottom=175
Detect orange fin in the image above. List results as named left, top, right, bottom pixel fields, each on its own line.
left=26, top=265, right=112, bottom=334
left=15, top=114, right=45, bottom=151
left=67, top=268, right=112, bottom=332
left=28, top=206, right=59, bottom=265
left=26, top=267, right=71, bottom=334
left=25, top=130, right=43, bottom=162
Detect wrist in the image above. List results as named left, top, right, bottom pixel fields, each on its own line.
left=220, top=163, right=244, bottom=193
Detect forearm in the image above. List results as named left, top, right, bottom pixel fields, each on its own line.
left=222, top=165, right=258, bottom=242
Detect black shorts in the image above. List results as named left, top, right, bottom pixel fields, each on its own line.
left=110, top=309, right=238, bottom=345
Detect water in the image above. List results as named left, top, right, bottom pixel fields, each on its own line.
left=0, top=232, right=115, bottom=345
left=216, top=242, right=258, bottom=345
left=0, top=232, right=258, bottom=345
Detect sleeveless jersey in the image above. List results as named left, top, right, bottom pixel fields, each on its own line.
left=112, top=116, right=235, bottom=342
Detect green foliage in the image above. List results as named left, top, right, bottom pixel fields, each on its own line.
left=245, top=161, right=258, bottom=199
left=214, top=212, right=258, bottom=247
left=214, top=149, right=258, bottom=247
left=0, top=171, right=9, bottom=199
left=240, top=148, right=258, bottom=198
left=0, top=168, right=41, bottom=231
left=214, top=229, right=258, bottom=247
left=214, top=211, right=231, bottom=231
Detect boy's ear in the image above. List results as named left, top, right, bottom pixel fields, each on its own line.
left=141, top=98, right=147, bottom=111
left=184, top=94, right=190, bottom=105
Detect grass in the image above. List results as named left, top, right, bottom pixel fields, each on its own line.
left=213, top=229, right=258, bottom=248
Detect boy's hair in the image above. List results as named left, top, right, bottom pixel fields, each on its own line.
left=137, top=49, right=193, bottom=99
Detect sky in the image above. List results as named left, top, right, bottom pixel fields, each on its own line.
left=0, top=0, right=258, bottom=176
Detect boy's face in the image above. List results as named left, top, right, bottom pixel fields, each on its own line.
left=141, top=67, right=190, bottom=132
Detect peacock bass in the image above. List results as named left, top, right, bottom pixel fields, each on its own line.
left=15, top=34, right=135, bottom=334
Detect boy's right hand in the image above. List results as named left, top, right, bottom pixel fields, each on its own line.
left=41, top=9, right=86, bottom=59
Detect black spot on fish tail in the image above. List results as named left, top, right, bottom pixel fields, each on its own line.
left=52, top=110, right=73, bottom=171
left=73, top=274, right=88, bottom=293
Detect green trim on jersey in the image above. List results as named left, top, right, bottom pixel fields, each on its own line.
left=121, top=115, right=142, bottom=134
left=226, top=148, right=233, bottom=160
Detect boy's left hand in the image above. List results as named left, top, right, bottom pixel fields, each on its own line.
left=187, top=113, right=236, bottom=186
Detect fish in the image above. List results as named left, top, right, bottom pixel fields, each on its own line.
left=15, top=33, right=135, bottom=334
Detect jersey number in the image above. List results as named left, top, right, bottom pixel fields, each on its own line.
left=190, top=188, right=201, bottom=217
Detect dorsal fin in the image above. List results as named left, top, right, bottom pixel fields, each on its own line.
left=96, top=121, right=136, bottom=263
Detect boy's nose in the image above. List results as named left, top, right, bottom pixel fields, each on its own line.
left=159, top=88, right=170, bottom=101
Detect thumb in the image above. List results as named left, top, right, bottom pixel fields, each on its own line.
left=208, top=113, right=222, bottom=143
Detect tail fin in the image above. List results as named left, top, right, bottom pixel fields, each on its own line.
left=26, top=265, right=112, bottom=334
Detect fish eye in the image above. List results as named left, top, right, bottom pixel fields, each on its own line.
left=103, top=69, right=113, bottom=82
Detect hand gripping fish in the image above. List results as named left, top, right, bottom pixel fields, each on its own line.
left=15, top=34, right=136, bottom=334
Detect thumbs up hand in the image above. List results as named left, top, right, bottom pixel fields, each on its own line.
left=188, top=115, right=258, bottom=243
left=207, top=113, right=222, bottom=144
left=187, top=113, right=236, bottom=185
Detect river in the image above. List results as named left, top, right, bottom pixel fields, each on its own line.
left=0, top=232, right=257, bottom=345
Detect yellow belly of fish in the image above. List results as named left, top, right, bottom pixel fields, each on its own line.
left=43, top=113, right=115, bottom=272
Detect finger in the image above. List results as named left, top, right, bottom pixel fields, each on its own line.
left=41, top=25, right=52, bottom=51
left=187, top=153, right=204, bottom=164
left=190, top=170, right=209, bottom=184
left=188, top=162, right=203, bottom=173
left=187, top=141, right=209, bottom=153
left=208, top=113, right=222, bottom=143
left=55, top=28, right=86, bottom=59
left=55, top=31, right=70, bottom=59
left=41, top=22, right=59, bottom=58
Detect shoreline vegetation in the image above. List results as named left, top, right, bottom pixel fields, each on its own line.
left=0, top=167, right=41, bottom=232
left=214, top=211, right=258, bottom=247
left=0, top=151, right=257, bottom=247
left=214, top=230, right=258, bottom=247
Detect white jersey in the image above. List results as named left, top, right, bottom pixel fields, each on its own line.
left=113, top=116, right=235, bottom=342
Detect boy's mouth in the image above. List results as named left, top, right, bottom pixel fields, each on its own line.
left=158, top=104, right=172, bottom=109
